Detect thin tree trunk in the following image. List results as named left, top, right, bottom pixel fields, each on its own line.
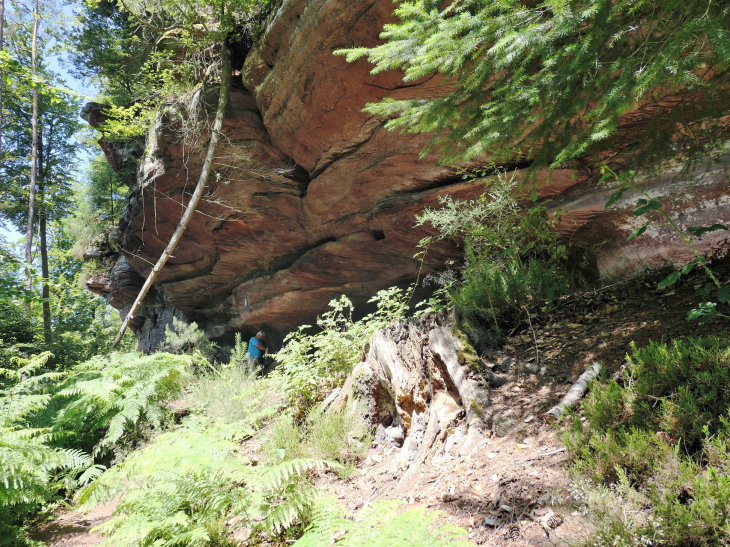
left=112, top=43, right=232, bottom=347
left=38, top=129, right=51, bottom=345
left=23, top=0, right=40, bottom=315
left=40, top=207, right=51, bottom=345
left=109, top=169, right=114, bottom=221
left=0, top=0, right=5, bottom=163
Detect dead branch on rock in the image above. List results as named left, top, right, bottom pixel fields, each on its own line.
left=112, top=43, right=232, bottom=347
left=544, top=362, right=601, bottom=420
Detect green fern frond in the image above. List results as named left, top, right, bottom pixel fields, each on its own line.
left=294, top=498, right=471, bottom=547
left=258, top=458, right=341, bottom=491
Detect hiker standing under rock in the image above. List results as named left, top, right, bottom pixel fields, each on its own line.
left=247, top=331, right=267, bottom=370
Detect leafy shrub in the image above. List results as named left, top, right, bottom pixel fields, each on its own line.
left=570, top=335, right=730, bottom=464
left=274, top=287, right=409, bottom=418
left=162, top=317, right=218, bottom=360
left=417, top=171, right=575, bottom=346
left=566, top=334, right=730, bottom=546
left=295, top=497, right=471, bottom=547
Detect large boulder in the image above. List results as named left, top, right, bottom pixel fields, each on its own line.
left=85, top=0, right=730, bottom=349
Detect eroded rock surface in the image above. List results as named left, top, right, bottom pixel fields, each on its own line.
left=85, top=0, right=730, bottom=349
left=329, top=313, right=489, bottom=465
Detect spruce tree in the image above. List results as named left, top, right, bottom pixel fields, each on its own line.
left=338, top=0, right=730, bottom=172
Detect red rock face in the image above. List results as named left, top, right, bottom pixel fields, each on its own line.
left=89, top=0, right=730, bottom=350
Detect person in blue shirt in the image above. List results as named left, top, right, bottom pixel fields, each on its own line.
left=247, top=331, right=267, bottom=369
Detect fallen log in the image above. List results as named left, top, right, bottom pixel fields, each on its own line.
left=545, top=362, right=601, bottom=420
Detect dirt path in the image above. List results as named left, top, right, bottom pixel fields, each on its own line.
left=29, top=500, right=118, bottom=546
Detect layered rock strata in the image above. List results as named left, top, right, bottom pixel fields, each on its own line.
left=86, top=0, right=730, bottom=350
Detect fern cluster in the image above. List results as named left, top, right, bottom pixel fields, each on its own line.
left=0, top=353, right=92, bottom=542
left=78, top=416, right=339, bottom=546
left=0, top=350, right=192, bottom=543
left=43, top=351, right=192, bottom=458
left=295, top=497, right=471, bottom=547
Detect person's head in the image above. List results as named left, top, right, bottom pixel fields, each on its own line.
left=256, top=331, right=265, bottom=340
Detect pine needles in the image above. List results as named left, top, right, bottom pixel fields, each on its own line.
left=337, top=0, right=730, bottom=174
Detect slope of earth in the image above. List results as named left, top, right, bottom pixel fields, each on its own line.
left=83, top=0, right=730, bottom=351
left=34, top=265, right=729, bottom=547
left=304, top=266, right=730, bottom=546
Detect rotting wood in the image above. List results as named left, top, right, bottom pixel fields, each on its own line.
left=544, top=362, right=601, bottom=420
left=112, top=44, right=232, bottom=347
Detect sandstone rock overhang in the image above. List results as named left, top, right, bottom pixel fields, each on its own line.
left=85, top=0, right=730, bottom=351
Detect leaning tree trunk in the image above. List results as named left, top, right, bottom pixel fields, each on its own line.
left=23, top=0, right=40, bottom=315
left=112, top=43, right=232, bottom=347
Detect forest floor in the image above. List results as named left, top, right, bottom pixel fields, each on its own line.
left=33, top=264, right=729, bottom=547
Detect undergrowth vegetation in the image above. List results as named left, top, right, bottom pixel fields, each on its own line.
left=78, top=416, right=338, bottom=545
left=417, top=171, right=580, bottom=347
left=565, top=334, right=730, bottom=546
left=274, top=288, right=409, bottom=418
left=266, top=399, right=373, bottom=480
left=295, top=497, right=470, bottom=546
left=0, top=350, right=192, bottom=543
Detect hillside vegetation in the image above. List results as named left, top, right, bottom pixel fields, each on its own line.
left=1, top=0, right=729, bottom=546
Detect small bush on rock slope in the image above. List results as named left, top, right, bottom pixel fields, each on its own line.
left=417, top=171, right=579, bottom=347
left=274, top=287, right=409, bottom=418
left=565, top=334, right=730, bottom=546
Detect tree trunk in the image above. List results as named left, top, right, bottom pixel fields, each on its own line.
left=0, top=0, right=5, bottom=163
left=39, top=207, right=51, bottom=345
left=112, top=43, right=232, bottom=347
left=38, top=129, right=51, bottom=345
left=23, top=0, right=40, bottom=315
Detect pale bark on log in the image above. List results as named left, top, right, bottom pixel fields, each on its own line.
left=112, top=44, right=232, bottom=347
left=545, top=362, right=601, bottom=420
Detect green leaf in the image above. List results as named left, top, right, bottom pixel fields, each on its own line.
left=718, top=287, right=730, bottom=304
left=680, top=261, right=697, bottom=275
left=686, top=224, right=729, bottom=238
left=633, top=198, right=662, bottom=217
left=687, top=302, right=717, bottom=322
left=530, top=192, right=538, bottom=202
left=605, top=187, right=627, bottom=208
left=695, top=283, right=713, bottom=296
left=657, top=271, right=681, bottom=289
left=627, top=224, right=648, bottom=242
